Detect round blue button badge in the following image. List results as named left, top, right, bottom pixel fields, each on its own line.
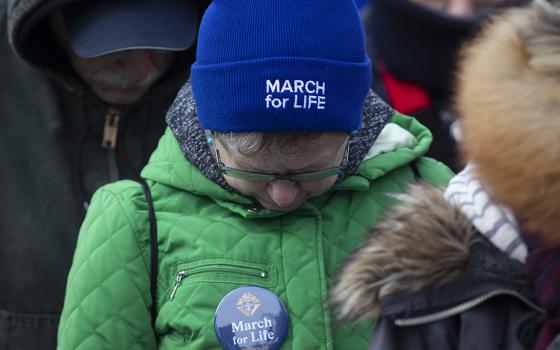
left=214, top=286, right=289, bottom=350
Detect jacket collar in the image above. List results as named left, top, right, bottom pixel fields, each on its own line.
left=330, top=184, right=536, bottom=322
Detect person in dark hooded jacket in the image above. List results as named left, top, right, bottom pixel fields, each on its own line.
left=0, top=0, right=206, bottom=348
left=363, top=0, right=527, bottom=171
left=332, top=0, right=560, bottom=348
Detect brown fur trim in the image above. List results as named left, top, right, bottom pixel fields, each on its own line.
left=456, top=0, right=560, bottom=245
left=330, top=184, right=475, bottom=322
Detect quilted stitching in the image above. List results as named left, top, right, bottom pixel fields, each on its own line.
left=58, top=189, right=156, bottom=350
left=58, top=113, right=453, bottom=349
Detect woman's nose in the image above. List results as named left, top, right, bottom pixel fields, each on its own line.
left=267, top=180, right=301, bottom=208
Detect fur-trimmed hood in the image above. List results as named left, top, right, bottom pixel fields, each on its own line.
left=456, top=0, right=560, bottom=245
left=331, top=184, right=534, bottom=322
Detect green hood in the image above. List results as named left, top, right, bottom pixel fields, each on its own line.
left=141, top=112, right=433, bottom=218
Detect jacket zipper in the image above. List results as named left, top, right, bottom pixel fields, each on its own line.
left=101, top=107, right=121, bottom=181
left=102, top=107, right=121, bottom=149
left=169, top=265, right=269, bottom=301
left=394, top=289, right=544, bottom=327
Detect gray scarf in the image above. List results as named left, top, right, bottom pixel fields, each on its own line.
left=166, top=82, right=393, bottom=190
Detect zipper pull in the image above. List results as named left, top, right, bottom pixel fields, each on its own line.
left=169, top=271, right=188, bottom=301
left=102, top=108, right=121, bottom=149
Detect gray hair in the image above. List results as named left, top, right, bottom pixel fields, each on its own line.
left=210, top=131, right=341, bottom=160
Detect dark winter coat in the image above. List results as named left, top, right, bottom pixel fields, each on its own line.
left=0, top=0, right=201, bottom=348
left=331, top=184, right=544, bottom=350
left=362, top=0, right=486, bottom=171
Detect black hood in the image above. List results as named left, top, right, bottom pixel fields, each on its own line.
left=8, top=0, right=87, bottom=72
left=366, top=0, right=525, bottom=99
left=5, top=0, right=207, bottom=80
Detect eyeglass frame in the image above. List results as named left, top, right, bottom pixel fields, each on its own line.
left=214, top=135, right=350, bottom=182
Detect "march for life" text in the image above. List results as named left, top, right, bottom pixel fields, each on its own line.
left=265, top=79, right=326, bottom=110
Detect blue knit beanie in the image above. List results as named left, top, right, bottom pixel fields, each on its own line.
left=190, top=0, right=372, bottom=132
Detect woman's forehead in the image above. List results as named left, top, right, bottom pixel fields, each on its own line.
left=219, top=132, right=346, bottom=154
left=226, top=133, right=347, bottom=171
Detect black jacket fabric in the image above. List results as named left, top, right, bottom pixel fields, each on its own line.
left=362, top=0, right=496, bottom=171
left=331, top=184, right=544, bottom=350
left=363, top=0, right=528, bottom=172
left=369, top=236, right=544, bottom=350
left=0, top=0, right=201, bottom=348
left=369, top=298, right=542, bottom=350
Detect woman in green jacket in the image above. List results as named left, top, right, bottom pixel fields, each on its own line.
left=57, top=0, right=453, bottom=349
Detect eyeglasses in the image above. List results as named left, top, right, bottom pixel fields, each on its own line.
left=214, top=138, right=350, bottom=182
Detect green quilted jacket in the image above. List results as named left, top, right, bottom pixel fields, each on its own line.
left=57, top=113, right=453, bottom=350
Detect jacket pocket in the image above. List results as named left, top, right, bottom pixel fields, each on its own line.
left=168, top=257, right=277, bottom=301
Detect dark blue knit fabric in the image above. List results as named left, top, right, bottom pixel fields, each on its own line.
left=191, top=0, right=371, bottom=132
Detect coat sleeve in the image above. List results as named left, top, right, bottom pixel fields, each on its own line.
left=369, top=297, right=543, bottom=350
left=367, top=317, right=460, bottom=350
left=57, top=188, right=156, bottom=350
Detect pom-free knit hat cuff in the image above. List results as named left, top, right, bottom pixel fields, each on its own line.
left=191, top=56, right=372, bottom=132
